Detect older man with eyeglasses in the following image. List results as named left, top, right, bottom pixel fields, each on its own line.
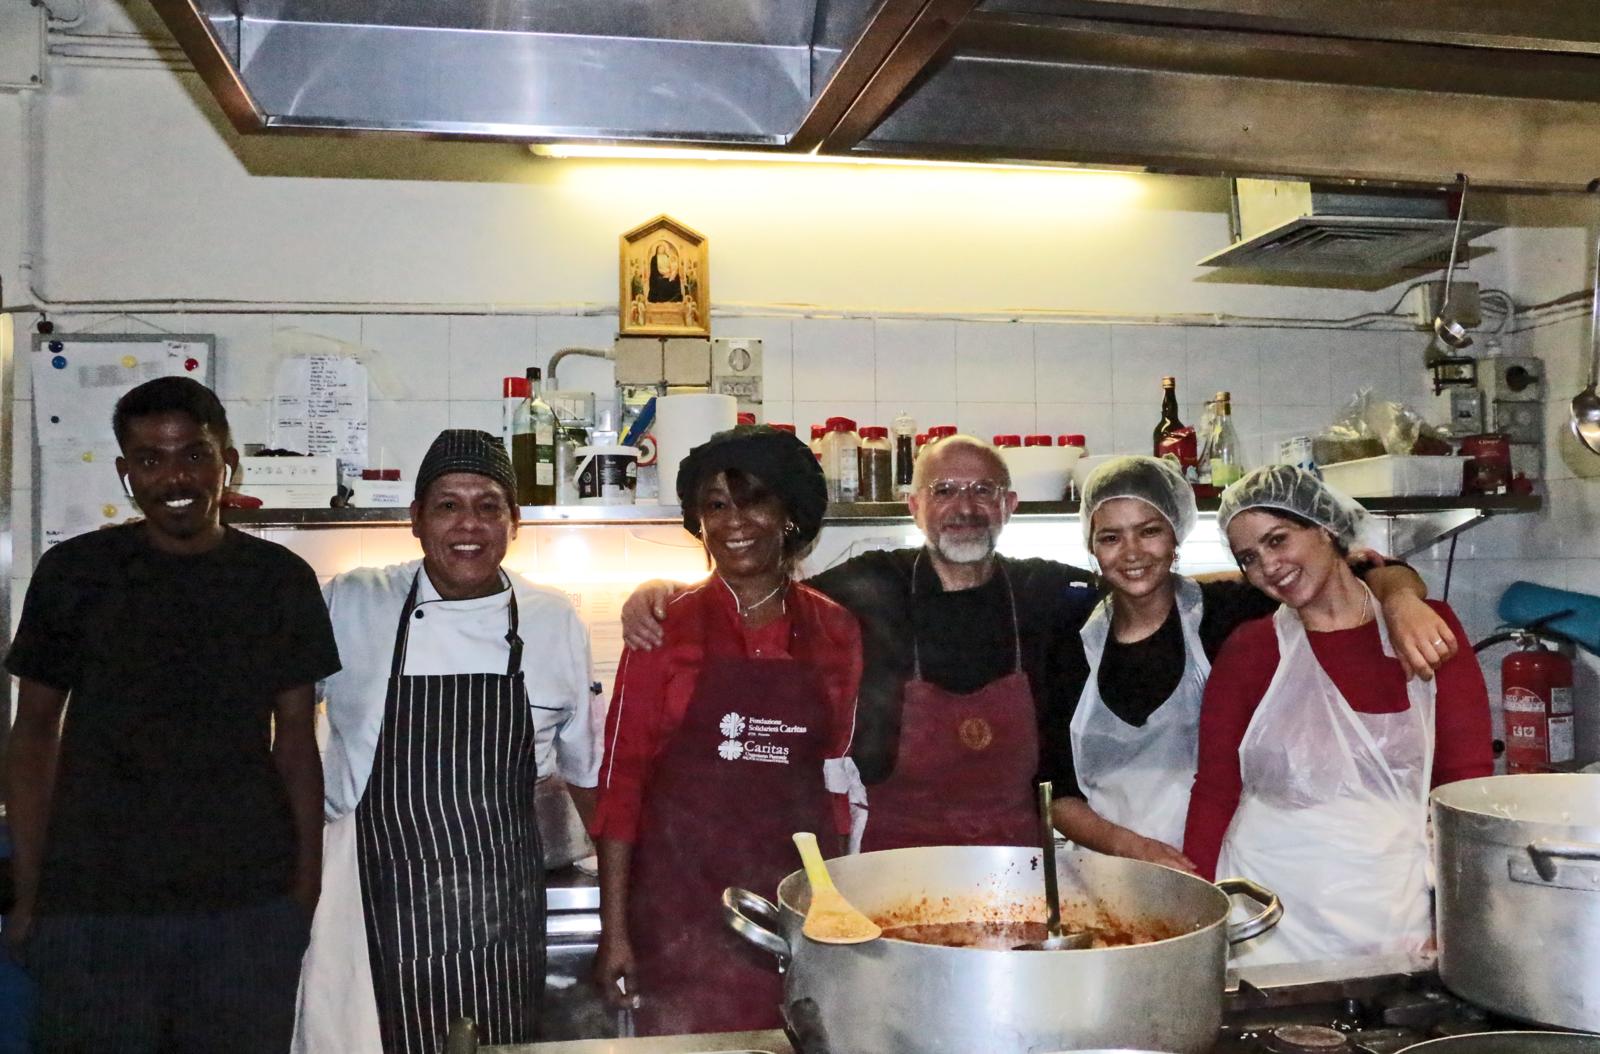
left=623, top=433, right=1099, bottom=851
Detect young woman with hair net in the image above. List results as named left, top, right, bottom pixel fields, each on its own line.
left=1056, top=456, right=1452, bottom=874
left=1186, top=465, right=1493, bottom=966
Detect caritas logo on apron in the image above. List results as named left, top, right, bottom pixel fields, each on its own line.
left=717, top=712, right=807, bottom=764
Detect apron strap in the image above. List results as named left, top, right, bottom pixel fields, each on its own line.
left=910, top=552, right=1022, bottom=679
left=391, top=570, right=525, bottom=679
left=505, top=587, right=523, bottom=677
left=389, top=572, right=424, bottom=680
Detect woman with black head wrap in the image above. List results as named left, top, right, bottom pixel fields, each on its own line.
left=590, top=426, right=863, bottom=1036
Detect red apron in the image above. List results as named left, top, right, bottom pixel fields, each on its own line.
left=628, top=614, right=834, bottom=1036
left=861, top=558, right=1038, bottom=852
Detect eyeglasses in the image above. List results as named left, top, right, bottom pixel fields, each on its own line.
left=923, top=478, right=1005, bottom=504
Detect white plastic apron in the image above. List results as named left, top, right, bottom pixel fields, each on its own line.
left=293, top=812, right=382, bottom=1054
left=1216, top=594, right=1435, bottom=967
left=1071, top=575, right=1209, bottom=849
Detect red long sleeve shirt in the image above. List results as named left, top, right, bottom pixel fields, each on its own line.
left=591, top=580, right=863, bottom=843
left=1184, top=601, right=1493, bottom=880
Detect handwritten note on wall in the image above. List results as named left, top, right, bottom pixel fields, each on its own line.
left=271, top=356, right=369, bottom=464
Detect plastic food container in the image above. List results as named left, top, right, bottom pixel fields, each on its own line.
left=1317, top=454, right=1465, bottom=497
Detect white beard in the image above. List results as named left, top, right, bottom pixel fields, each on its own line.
left=931, top=529, right=998, bottom=564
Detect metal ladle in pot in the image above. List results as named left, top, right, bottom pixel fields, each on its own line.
left=1570, top=227, right=1600, bottom=454
left=1015, top=781, right=1091, bottom=951
left=1433, top=173, right=1474, bottom=350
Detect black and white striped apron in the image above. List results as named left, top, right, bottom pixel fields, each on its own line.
left=354, top=573, right=546, bottom=1054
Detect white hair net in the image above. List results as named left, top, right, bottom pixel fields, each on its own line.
left=1217, top=464, right=1369, bottom=549
left=1080, top=455, right=1199, bottom=549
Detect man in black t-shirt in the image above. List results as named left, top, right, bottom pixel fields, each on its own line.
left=4, top=377, right=340, bottom=1054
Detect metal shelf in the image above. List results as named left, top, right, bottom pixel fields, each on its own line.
left=223, top=494, right=1541, bottom=532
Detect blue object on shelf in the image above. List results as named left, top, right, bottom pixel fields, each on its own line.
left=622, top=398, right=656, bottom=448
left=1498, top=581, right=1600, bottom=656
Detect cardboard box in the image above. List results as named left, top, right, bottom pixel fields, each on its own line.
left=236, top=484, right=335, bottom=509
left=348, top=480, right=412, bottom=507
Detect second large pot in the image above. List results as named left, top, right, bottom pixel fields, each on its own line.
left=1434, top=774, right=1600, bottom=1032
left=724, top=845, right=1279, bottom=1054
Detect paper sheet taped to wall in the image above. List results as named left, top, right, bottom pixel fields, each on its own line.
left=31, top=334, right=214, bottom=554
left=270, top=355, right=369, bottom=464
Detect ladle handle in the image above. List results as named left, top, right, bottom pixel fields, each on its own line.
left=1589, top=229, right=1600, bottom=390
left=1038, top=781, right=1062, bottom=940
left=792, top=832, right=836, bottom=894
left=1439, top=173, right=1468, bottom=308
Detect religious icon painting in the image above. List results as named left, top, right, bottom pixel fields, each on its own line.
left=619, top=214, right=710, bottom=337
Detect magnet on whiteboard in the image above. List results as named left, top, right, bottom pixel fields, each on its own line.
left=121, top=355, right=138, bottom=368
left=102, top=505, right=118, bottom=518
left=81, top=451, right=93, bottom=462
left=51, top=356, right=66, bottom=369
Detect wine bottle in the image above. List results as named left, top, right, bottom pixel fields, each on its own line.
left=1152, top=376, right=1184, bottom=454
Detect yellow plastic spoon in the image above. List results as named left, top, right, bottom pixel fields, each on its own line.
left=792, top=832, right=881, bottom=944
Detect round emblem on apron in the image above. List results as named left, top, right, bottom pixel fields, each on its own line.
left=958, top=717, right=994, bottom=751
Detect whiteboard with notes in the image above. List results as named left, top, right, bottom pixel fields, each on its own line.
left=31, top=333, right=215, bottom=556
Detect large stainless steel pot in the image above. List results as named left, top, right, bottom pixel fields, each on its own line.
left=723, top=845, right=1280, bottom=1054
left=1433, top=774, right=1600, bottom=1032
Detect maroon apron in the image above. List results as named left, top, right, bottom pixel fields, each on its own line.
left=628, top=609, right=834, bottom=1036
left=861, top=557, right=1038, bottom=852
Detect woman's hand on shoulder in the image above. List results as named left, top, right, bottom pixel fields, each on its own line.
left=1380, top=593, right=1457, bottom=682
left=621, top=580, right=688, bottom=651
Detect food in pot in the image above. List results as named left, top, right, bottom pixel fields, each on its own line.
left=880, top=917, right=1182, bottom=950
left=870, top=893, right=1191, bottom=950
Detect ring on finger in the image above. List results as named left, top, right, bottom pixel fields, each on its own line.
left=1431, top=638, right=1446, bottom=648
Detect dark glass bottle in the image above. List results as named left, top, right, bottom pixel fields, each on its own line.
left=1152, top=375, right=1184, bottom=454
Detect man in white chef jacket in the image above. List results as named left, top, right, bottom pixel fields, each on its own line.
left=296, top=429, right=600, bottom=1054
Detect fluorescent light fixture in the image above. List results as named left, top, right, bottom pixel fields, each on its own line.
left=528, top=142, right=1135, bottom=175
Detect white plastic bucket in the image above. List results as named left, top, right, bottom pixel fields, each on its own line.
left=576, top=445, right=639, bottom=505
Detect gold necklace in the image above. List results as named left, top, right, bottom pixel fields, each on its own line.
left=725, top=577, right=786, bottom=618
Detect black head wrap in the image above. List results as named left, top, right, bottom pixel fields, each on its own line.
left=414, top=429, right=517, bottom=503
left=676, top=425, right=827, bottom=545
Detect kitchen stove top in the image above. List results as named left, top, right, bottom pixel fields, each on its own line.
left=1217, top=969, right=1516, bottom=1053
left=523, top=960, right=1594, bottom=1053
left=776, top=960, right=1589, bottom=1054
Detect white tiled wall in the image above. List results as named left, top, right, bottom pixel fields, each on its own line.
left=8, top=311, right=1442, bottom=563
left=7, top=307, right=1549, bottom=719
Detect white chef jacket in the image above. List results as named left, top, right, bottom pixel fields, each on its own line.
left=296, top=559, right=598, bottom=1054
left=318, top=559, right=601, bottom=820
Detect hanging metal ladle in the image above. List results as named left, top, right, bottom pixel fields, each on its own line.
left=1014, top=782, right=1091, bottom=951
left=1433, top=173, right=1474, bottom=350
left=1570, top=226, right=1600, bottom=454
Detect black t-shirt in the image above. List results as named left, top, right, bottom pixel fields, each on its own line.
left=1094, top=579, right=1277, bottom=727
left=806, top=548, right=1099, bottom=786
left=6, top=525, right=341, bottom=914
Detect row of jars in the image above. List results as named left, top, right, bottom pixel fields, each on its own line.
left=792, top=416, right=1088, bottom=503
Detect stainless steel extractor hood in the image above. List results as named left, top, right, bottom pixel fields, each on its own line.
left=1198, top=180, right=1501, bottom=275
left=149, top=0, right=1600, bottom=192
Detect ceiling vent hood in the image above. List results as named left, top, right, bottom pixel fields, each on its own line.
left=149, top=1, right=1600, bottom=192
left=1197, top=179, right=1499, bottom=276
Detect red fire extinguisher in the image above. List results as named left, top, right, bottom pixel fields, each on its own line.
left=1502, top=630, right=1575, bottom=773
